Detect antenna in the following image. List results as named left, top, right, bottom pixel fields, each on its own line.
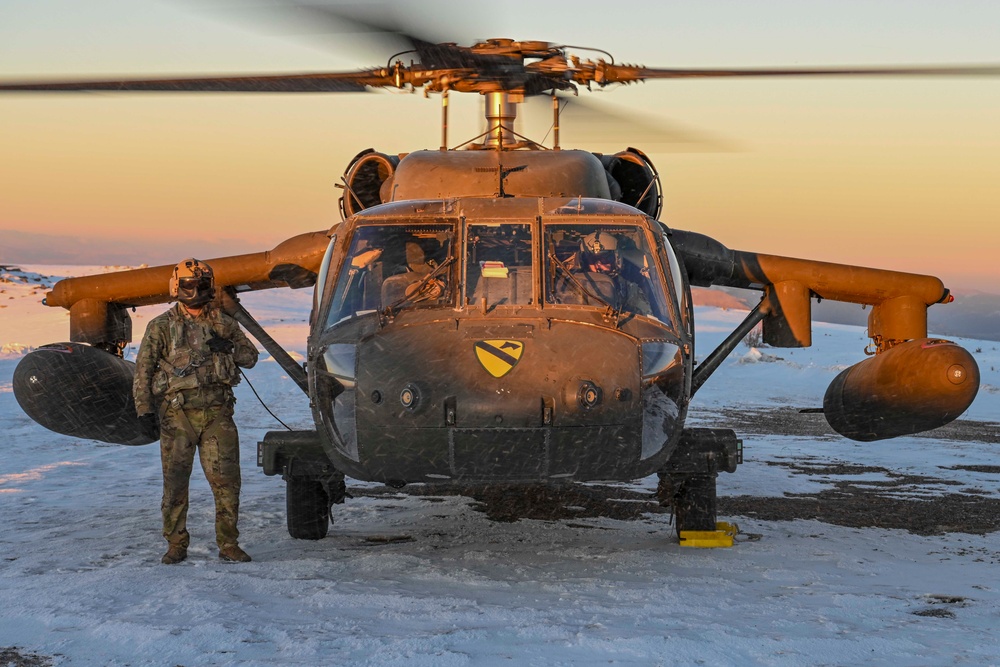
left=552, top=94, right=560, bottom=150
left=441, top=89, right=449, bottom=151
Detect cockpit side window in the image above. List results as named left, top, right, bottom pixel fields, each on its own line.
left=662, top=233, right=692, bottom=338
left=325, top=224, right=455, bottom=328
left=312, top=233, right=337, bottom=326
left=544, top=223, right=677, bottom=328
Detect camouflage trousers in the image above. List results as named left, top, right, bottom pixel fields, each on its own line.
left=159, top=393, right=241, bottom=550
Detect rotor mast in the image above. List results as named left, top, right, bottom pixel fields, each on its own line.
left=483, top=92, right=520, bottom=149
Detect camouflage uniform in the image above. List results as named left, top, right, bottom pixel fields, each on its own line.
left=133, top=303, right=258, bottom=552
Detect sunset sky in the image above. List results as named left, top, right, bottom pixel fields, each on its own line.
left=1, top=0, right=998, bottom=292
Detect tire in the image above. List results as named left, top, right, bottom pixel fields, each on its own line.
left=659, top=473, right=718, bottom=537
left=676, top=474, right=718, bottom=535
left=286, top=476, right=330, bottom=540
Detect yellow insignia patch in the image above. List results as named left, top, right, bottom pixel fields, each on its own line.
left=474, top=340, right=524, bottom=378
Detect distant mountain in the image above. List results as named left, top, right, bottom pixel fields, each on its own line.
left=692, top=286, right=1000, bottom=342
left=3, top=227, right=997, bottom=343
left=0, top=228, right=271, bottom=266
left=929, top=292, right=1000, bottom=342
left=687, top=287, right=748, bottom=310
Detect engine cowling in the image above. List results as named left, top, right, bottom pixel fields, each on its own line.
left=823, top=338, right=979, bottom=441
left=13, top=343, right=158, bottom=445
left=598, top=148, right=661, bottom=218
left=341, top=149, right=399, bottom=217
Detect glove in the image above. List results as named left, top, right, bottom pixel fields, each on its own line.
left=208, top=335, right=235, bottom=355
left=137, top=412, right=159, bottom=435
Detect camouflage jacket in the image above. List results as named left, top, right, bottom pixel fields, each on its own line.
left=133, top=303, right=258, bottom=416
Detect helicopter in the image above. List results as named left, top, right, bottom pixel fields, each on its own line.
left=4, top=32, right=989, bottom=548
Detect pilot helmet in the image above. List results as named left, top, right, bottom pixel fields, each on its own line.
left=169, top=258, right=216, bottom=307
left=580, top=231, right=619, bottom=274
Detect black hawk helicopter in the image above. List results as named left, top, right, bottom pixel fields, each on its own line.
left=5, top=31, right=989, bottom=547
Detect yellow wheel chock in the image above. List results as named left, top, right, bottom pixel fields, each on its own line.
left=679, top=521, right=740, bottom=548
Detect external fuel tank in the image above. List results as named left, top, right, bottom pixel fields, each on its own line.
left=823, top=338, right=979, bottom=441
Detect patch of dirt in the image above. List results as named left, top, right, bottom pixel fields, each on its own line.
left=921, top=418, right=1000, bottom=445
left=719, top=491, right=1000, bottom=536
left=767, top=461, right=887, bottom=476
left=944, top=465, right=1000, bottom=474
left=912, top=608, right=956, bottom=618
left=354, top=484, right=670, bottom=523
left=722, top=459, right=1000, bottom=536
left=679, top=406, right=1000, bottom=534
left=691, top=406, right=840, bottom=441
left=354, top=471, right=1000, bottom=535
left=0, top=647, right=53, bottom=667
left=690, top=406, right=1000, bottom=445
left=911, top=595, right=969, bottom=618
left=925, top=595, right=968, bottom=604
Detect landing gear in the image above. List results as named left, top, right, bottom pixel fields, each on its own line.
left=258, top=430, right=346, bottom=540
left=658, top=428, right=742, bottom=547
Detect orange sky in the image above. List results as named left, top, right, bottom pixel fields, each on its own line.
left=1, top=1, right=998, bottom=292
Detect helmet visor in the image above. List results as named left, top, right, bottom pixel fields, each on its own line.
left=178, top=277, right=212, bottom=292
left=176, top=276, right=215, bottom=305
left=582, top=250, right=616, bottom=273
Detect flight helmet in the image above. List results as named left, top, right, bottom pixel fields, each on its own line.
left=580, top=231, right=619, bottom=274
left=169, top=258, right=216, bottom=307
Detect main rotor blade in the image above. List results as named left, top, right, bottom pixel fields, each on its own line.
left=550, top=96, right=736, bottom=152
left=286, top=4, right=489, bottom=69
left=601, top=63, right=1000, bottom=83
left=200, top=1, right=485, bottom=70
left=0, top=70, right=386, bottom=93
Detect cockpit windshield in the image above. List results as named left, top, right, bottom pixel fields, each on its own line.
left=465, top=223, right=534, bottom=307
left=326, top=224, right=455, bottom=327
left=544, top=223, right=673, bottom=324
left=323, top=219, right=676, bottom=329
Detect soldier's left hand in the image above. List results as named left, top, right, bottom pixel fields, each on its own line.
left=208, top=336, right=235, bottom=354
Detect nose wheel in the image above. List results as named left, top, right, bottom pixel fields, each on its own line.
left=657, top=473, right=719, bottom=534
left=286, top=476, right=331, bottom=540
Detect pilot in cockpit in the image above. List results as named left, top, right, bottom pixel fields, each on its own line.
left=380, top=236, right=446, bottom=306
left=554, top=230, right=652, bottom=315
left=579, top=230, right=620, bottom=275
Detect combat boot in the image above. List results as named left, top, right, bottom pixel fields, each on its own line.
left=161, top=545, right=187, bottom=565
left=218, top=544, right=252, bottom=563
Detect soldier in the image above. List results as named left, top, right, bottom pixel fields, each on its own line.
left=133, top=258, right=259, bottom=564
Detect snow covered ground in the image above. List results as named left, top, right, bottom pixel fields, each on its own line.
left=2, top=266, right=999, bottom=667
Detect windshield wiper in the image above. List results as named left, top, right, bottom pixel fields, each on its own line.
left=382, top=255, right=456, bottom=321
